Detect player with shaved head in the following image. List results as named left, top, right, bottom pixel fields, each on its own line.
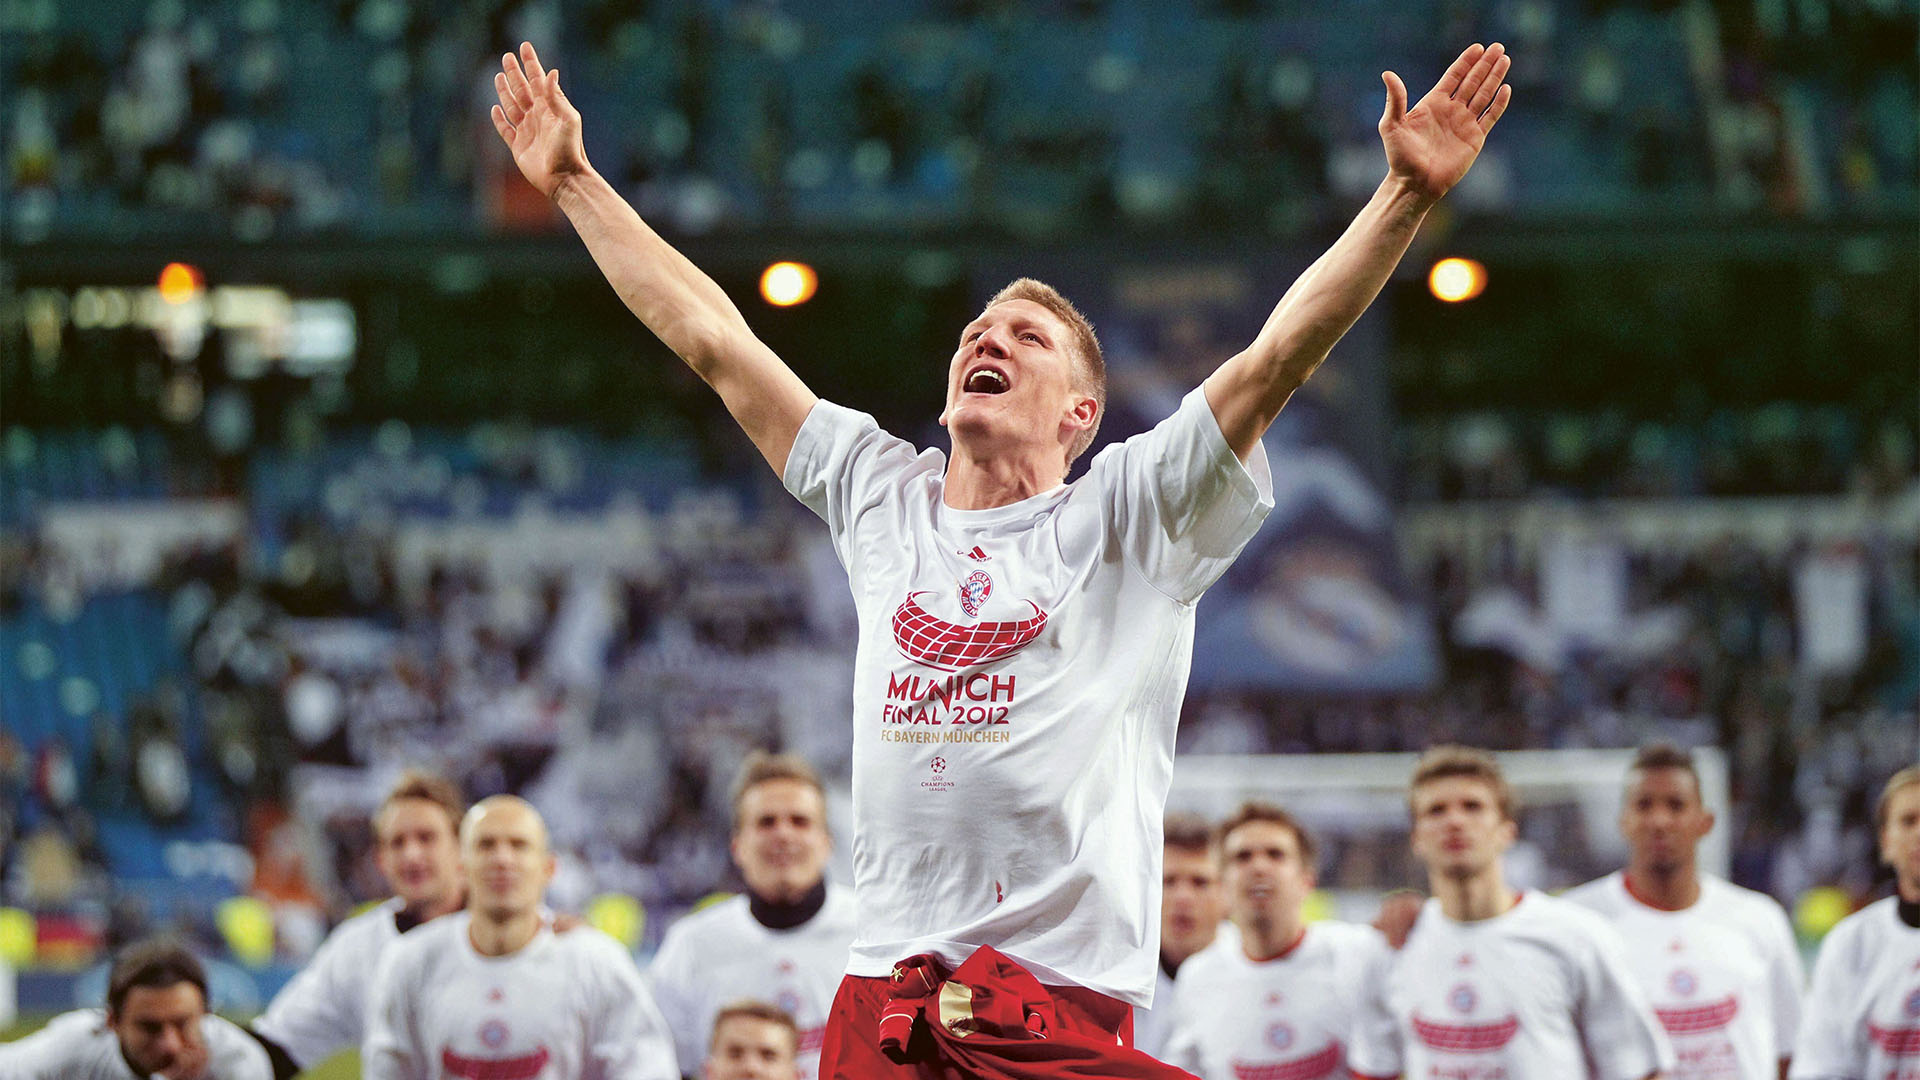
left=491, top=33, right=1514, bottom=1076
left=362, top=796, right=678, bottom=1080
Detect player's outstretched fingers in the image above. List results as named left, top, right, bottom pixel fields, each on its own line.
left=520, top=41, right=547, bottom=83
left=1454, top=42, right=1504, bottom=106
left=1434, top=43, right=1484, bottom=99
left=1480, top=83, right=1513, bottom=132
left=490, top=104, right=516, bottom=146
left=494, top=73, right=525, bottom=125
left=501, top=51, right=535, bottom=112
left=1468, top=50, right=1512, bottom=116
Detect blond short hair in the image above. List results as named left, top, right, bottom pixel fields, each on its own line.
left=374, top=769, right=464, bottom=841
left=1409, top=745, right=1515, bottom=822
left=981, top=278, right=1106, bottom=465
left=729, top=751, right=827, bottom=834
left=1877, top=765, right=1920, bottom=835
left=710, top=999, right=799, bottom=1054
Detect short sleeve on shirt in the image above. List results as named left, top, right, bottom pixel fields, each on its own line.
left=1089, top=385, right=1274, bottom=604
left=781, top=401, right=934, bottom=578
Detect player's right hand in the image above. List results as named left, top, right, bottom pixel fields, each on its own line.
left=491, top=41, right=590, bottom=199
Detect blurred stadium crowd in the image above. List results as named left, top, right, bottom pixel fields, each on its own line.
left=0, top=0, right=1915, bottom=1008
left=4, top=0, right=1914, bottom=241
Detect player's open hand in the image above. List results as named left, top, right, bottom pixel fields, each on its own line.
left=490, top=42, right=590, bottom=199
left=1379, top=43, right=1513, bottom=203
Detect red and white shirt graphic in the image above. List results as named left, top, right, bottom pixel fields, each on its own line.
left=1349, top=891, right=1673, bottom=1080
left=362, top=912, right=677, bottom=1080
left=1565, top=872, right=1803, bottom=1080
left=646, top=886, right=857, bottom=1079
left=784, top=387, right=1273, bottom=1007
left=1791, top=897, right=1920, bottom=1080
left=1160, top=921, right=1385, bottom=1080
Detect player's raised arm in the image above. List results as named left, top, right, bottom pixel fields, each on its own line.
left=1203, top=42, right=1513, bottom=461
left=490, top=42, right=817, bottom=475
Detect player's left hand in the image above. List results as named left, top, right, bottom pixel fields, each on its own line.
left=1379, top=42, right=1513, bottom=202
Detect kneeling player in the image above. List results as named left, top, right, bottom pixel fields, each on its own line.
left=1349, top=746, right=1674, bottom=1080
left=0, top=939, right=270, bottom=1079
left=362, top=795, right=677, bottom=1079
left=1792, top=765, right=1920, bottom=1080
left=1161, top=802, right=1385, bottom=1078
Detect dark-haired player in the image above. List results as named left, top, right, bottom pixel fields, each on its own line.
left=0, top=939, right=270, bottom=1079
left=1566, top=744, right=1801, bottom=1080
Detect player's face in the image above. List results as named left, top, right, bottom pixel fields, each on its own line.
left=375, top=798, right=462, bottom=911
left=1619, top=767, right=1713, bottom=875
left=462, top=802, right=555, bottom=919
left=1222, top=821, right=1315, bottom=930
left=705, top=1016, right=799, bottom=1080
left=1160, top=846, right=1224, bottom=963
left=111, top=982, right=207, bottom=1076
left=1881, top=783, right=1920, bottom=896
left=731, top=779, right=832, bottom=904
left=940, top=299, right=1094, bottom=469
left=1410, top=776, right=1516, bottom=881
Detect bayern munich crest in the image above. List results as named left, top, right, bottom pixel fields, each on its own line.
left=1668, top=969, right=1698, bottom=997
left=1448, top=983, right=1478, bottom=1014
left=1907, top=988, right=1920, bottom=1018
left=1266, top=1022, right=1295, bottom=1050
left=959, top=570, right=993, bottom=618
left=479, top=1020, right=509, bottom=1049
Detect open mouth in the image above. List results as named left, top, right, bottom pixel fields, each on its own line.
left=963, top=365, right=1010, bottom=395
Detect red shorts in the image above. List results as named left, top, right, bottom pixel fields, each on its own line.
left=818, top=972, right=1136, bottom=1078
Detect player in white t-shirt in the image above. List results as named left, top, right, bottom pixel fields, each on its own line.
left=0, top=940, right=270, bottom=1080
left=649, top=753, right=857, bottom=1079
left=362, top=796, right=677, bottom=1080
left=250, top=770, right=467, bottom=1078
left=1162, top=802, right=1386, bottom=1079
left=1132, top=812, right=1228, bottom=1059
left=704, top=1001, right=802, bottom=1080
left=1349, top=746, right=1674, bottom=1080
left=488, top=36, right=1513, bottom=1074
left=1792, top=765, right=1920, bottom=1080
left=1565, top=744, right=1803, bottom=1080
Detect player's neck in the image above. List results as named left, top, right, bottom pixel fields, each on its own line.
left=1432, top=867, right=1519, bottom=923
left=1900, top=874, right=1920, bottom=908
left=942, top=444, right=1063, bottom=510
left=398, top=891, right=464, bottom=931
left=1238, top=915, right=1306, bottom=962
left=1623, top=863, right=1701, bottom=911
left=467, top=908, right=543, bottom=957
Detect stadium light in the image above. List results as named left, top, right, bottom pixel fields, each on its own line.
left=158, top=262, right=205, bottom=305
left=760, top=261, right=818, bottom=307
left=1427, top=257, right=1487, bottom=303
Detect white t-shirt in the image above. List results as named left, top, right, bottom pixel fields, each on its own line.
left=1349, top=891, right=1674, bottom=1080
left=0, top=1008, right=271, bottom=1079
left=362, top=912, right=678, bottom=1080
left=1790, top=897, right=1920, bottom=1080
left=1162, top=921, right=1387, bottom=1080
left=253, top=897, right=405, bottom=1068
left=1564, top=872, right=1802, bottom=1080
left=646, top=886, right=857, bottom=1078
left=783, top=387, right=1273, bottom=1007
left=1132, top=964, right=1179, bottom=1059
